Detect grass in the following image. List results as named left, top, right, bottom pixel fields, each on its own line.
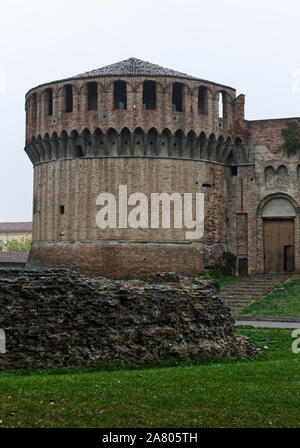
left=0, top=327, right=299, bottom=428
left=239, top=275, right=300, bottom=318
left=197, top=274, right=246, bottom=289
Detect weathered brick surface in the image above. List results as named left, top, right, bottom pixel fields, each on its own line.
left=24, top=60, right=300, bottom=277
left=27, top=241, right=226, bottom=278
left=27, top=157, right=227, bottom=277
left=248, top=118, right=300, bottom=154
left=25, top=76, right=239, bottom=142
left=0, top=270, right=257, bottom=370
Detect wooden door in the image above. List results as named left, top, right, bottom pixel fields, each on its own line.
left=238, top=258, right=248, bottom=275
left=264, top=219, right=295, bottom=273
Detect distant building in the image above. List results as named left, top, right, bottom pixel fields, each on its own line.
left=0, top=222, right=32, bottom=251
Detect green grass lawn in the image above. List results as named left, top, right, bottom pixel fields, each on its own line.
left=239, top=275, right=300, bottom=318
left=198, top=274, right=246, bottom=289
left=0, top=327, right=299, bottom=428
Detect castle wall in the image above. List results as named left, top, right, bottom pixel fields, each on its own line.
left=25, top=62, right=300, bottom=277
left=25, top=76, right=240, bottom=143
left=28, top=157, right=227, bottom=277
left=226, top=118, right=300, bottom=275
left=248, top=118, right=300, bottom=153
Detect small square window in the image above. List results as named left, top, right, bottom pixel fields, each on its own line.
left=60, top=205, right=65, bottom=215
left=231, top=166, right=238, bottom=176
left=33, top=199, right=39, bottom=214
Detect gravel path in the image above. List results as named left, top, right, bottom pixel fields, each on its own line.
left=236, top=320, right=300, bottom=329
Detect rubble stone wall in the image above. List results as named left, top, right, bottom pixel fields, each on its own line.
left=0, top=270, right=257, bottom=370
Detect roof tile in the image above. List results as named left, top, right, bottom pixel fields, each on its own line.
left=0, top=222, right=32, bottom=233
left=68, top=57, right=199, bottom=81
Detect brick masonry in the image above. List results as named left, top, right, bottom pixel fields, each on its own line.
left=24, top=59, right=300, bottom=277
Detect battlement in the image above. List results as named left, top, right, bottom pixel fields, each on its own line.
left=25, top=58, right=245, bottom=158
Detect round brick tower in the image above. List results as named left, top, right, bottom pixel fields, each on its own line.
left=25, top=58, right=248, bottom=278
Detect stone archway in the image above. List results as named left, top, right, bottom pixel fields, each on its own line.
left=262, top=198, right=296, bottom=273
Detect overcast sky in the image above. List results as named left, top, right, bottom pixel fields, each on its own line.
left=0, top=0, right=300, bottom=221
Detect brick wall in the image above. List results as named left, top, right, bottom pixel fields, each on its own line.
left=28, top=157, right=227, bottom=277
left=25, top=76, right=241, bottom=142
left=24, top=69, right=300, bottom=277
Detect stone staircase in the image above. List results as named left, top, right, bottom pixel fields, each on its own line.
left=220, top=273, right=294, bottom=315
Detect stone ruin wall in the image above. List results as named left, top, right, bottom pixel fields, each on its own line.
left=0, top=270, right=257, bottom=370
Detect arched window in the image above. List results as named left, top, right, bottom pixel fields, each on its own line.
left=87, top=82, right=98, bottom=110
left=277, top=165, right=288, bottom=188
left=172, top=83, right=184, bottom=112
left=219, top=91, right=228, bottom=119
left=219, top=92, right=224, bottom=118
left=142, top=81, right=156, bottom=110
left=198, top=86, right=208, bottom=115
left=75, top=146, right=84, bottom=157
left=64, top=84, right=73, bottom=113
left=114, top=81, right=127, bottom=110
left=265, top=166, right=276, bottom=188
left=45, top=88, right=53, bottom=116
left=31, top=94, right=37, bottom=121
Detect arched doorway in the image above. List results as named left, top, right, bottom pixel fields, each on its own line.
left=262, top=198, right=296, bottom=273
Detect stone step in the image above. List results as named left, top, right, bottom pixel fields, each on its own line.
left=222, top=282, right=288, bottom=290
left=223, top=290, right=285, bottom=297
left=220, top=273, right=295, bottom=314
left=225, top=302, right=256, bottom=308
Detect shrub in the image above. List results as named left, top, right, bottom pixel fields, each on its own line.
left=211, top=251, right=237, bottom=278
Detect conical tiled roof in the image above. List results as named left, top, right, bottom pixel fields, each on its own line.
left=68, top=57, right=200, bottom=81
left=26, top=58, right=235, bottom=96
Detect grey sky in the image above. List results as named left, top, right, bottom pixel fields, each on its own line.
left=0, top=0, right=299, bottom=221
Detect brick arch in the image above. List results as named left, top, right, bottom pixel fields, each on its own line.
left=256, top=193, right=300, bottom=273
left=160, top=128, right=172, bottom=157
left=216, top=135, right=225, bottom=162
left=147, top=127, right=158, bottom=156
left=106, top=127, right=118, bottom=155
left=26, top=125, right=242, bottom=164
left=49, top=132, right=59, bottom=160
left=120, top=127, right=131, bottom=155
left=106, top=78, right=129, bottom=91
left=186, top=130, right=197, bottom=158
left=81, top=128, right=92, bottom=156
left=133, top=127, right=145, bottom=156
left=59, top=130, right=69, bottom=158
left=29, top=93, right=38, bottom=121
left=133, top=126, right=145, bottom=134
left=265, top=166, right=276, bottom=188
left=257, top=193, right=299, bottom=217
left=277, top=164, right=289, bottom=188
